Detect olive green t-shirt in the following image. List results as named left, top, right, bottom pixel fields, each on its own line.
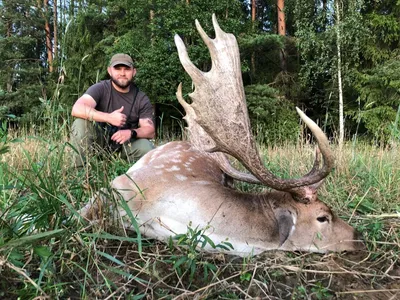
left=85, top=80, right=154, bottom=129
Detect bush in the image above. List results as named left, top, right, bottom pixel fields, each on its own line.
left=245, top=84, right=299, bottom=144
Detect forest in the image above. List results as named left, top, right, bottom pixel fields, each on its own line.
left=1, top=0, right=399, bottom=143
left=0, top=0, right=400, bottom=299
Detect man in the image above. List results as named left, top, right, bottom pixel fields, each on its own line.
left=70, top=53, right=155, bottom=167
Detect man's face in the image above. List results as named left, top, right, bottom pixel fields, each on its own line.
left=108, top=65, right=136, bottom=89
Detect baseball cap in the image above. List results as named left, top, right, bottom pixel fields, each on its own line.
left=109, top=53, right=134, bottom=68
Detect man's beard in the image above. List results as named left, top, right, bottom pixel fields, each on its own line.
left=111, top=77, right=131, bottom=89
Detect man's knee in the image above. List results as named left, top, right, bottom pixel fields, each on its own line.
left=71, top=118, right=91, bottom=138
left=124, top=139, right=155, bottom=161
left=70, top=119, right=97, bottom=167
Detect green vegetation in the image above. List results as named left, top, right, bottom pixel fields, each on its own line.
left=0, top=124, right=399, bottom=298
left=1, top=0, right=399, bottom=142
left=1, top=0, right=399, bottom=298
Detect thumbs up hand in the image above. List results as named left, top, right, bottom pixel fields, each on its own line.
left=109, top=106, right=127, bottom=127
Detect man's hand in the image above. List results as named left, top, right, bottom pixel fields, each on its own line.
left=111, top=129, right=132, bottom=144
left=108, top=107, right=127, bottom=127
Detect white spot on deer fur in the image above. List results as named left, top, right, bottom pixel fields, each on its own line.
left=153, top=164, right=165, bottom=169
left=166, top=165, right=180, bottom=172
left=155, top=170, right=164, bottom=176
left=171, top=158, right=182, bottom=163
left=175, top=174, right=188, bottom=181
left=194, top=180, right=211, bottom=185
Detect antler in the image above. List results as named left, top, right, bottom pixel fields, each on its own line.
left=174, top=14, right=335, bottom=201
left=176, top=83, right=260, bottom=184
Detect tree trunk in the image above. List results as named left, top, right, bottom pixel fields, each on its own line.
left=336, top=0, right=344, bottom=147
left=277, top=0, right=285, bottom=36
left=149, top=9, right=154, bottom=46
left=53, top=0, right=58, bottom=63
left=251, top=0, right=256, bottom=22
left=6, top=19, right=13, bottom=92
left=43, top=0, right=53, bottom=73
left=251, top=0, right=256, bottom=80
left=277, top=0, right=287, bottom=71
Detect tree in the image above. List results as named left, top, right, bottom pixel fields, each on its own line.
left=294, top=0, right=367, bottom=140
left=335, top=0, right=344, bottom=147
left=0, top=0, right=47, bottom=118
left=277, top=0, right=287, bottom=71
left=349, top=0, right=400, bottom=142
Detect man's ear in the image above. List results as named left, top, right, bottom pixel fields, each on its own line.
left=107, top=66, right=112, bottom=76
left=275, top=208, right=295, bottom=246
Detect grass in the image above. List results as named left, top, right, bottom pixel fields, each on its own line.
left=0, top=125, right=399, bottom=299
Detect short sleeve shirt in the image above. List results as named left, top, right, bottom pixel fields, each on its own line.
left=85, top=80, right=154, bottom=129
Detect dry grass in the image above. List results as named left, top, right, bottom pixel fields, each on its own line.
left=1, top=133, right=399, bottom=299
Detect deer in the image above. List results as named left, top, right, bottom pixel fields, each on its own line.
left=78, top=14, right=365, bottom=257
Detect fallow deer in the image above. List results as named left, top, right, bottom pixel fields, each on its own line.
left=78, top=15, right=364, bottom=256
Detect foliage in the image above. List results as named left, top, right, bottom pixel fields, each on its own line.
left=61, top=5, right=112, bottom=105
left=245, top=84, right=299, bottom=144
left=350, top=56, right=400, bottom=141
left=0, top=0, right=47, bottom=117
left=1, top=130, right=399, bottom=298
left=167, top=223, right=233, bottom=282
left=1, top=0, right=400, bottom=141
left=294, top=0, right=369, bottom=135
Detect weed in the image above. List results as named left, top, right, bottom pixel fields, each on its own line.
left=166, top=223, right=233, bottom=282
left=1, top=126, right=399, bottom=298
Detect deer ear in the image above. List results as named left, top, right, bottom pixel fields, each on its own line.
left=275, top=209, right=295, bottom=246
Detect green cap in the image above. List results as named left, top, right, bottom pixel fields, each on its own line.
left=109, top=53, right=134, bottom=68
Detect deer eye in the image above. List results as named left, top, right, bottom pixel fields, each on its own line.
left=317, top=216, right=329, bottom=223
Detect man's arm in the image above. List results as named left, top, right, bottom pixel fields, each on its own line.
left=134, top=118, right=156, bottom=139
left=110, top=118, right=155, bottom=145
left=71, top=94, right=127, bottom=127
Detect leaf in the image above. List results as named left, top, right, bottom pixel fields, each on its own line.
left=0, top=229, right=64, bottom=249
left=240, top=272, right=252, bottom=282
left=118, top=196, right=142, bottom=255
left=204, top=262, right=217, bottom=271
left=173, top=256, right=188, bottom=270
left=96, top=250, right=125, bottom=266
left=216, top=241, right=234, bottom=251
left=189, top=259, right=196, bottom=280
left=201, top=235, right=216, bottom=249
left=33, top=246, right=52, bottom=259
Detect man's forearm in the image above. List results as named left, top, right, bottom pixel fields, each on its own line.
left=72, top=103, right=109, bottom=123
left=133, top=126, right=155, bottom=139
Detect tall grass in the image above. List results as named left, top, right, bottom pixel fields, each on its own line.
left=1, top=120, right=399, bottom=298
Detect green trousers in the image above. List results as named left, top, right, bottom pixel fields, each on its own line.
left=70, top=118, right=155, bottom=167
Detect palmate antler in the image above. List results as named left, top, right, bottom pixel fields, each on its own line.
left=174, top=14, right=335, bottom=202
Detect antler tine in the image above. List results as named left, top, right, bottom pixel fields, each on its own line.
left=295, top=107, right=334, bottom=175
left=177, top=83, right=261, bottom=184
left=176, top=82, right=215, bottom=150
left=175, top=15, right=335, bottom=199
left=174, top=35, right=203, bottom=83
